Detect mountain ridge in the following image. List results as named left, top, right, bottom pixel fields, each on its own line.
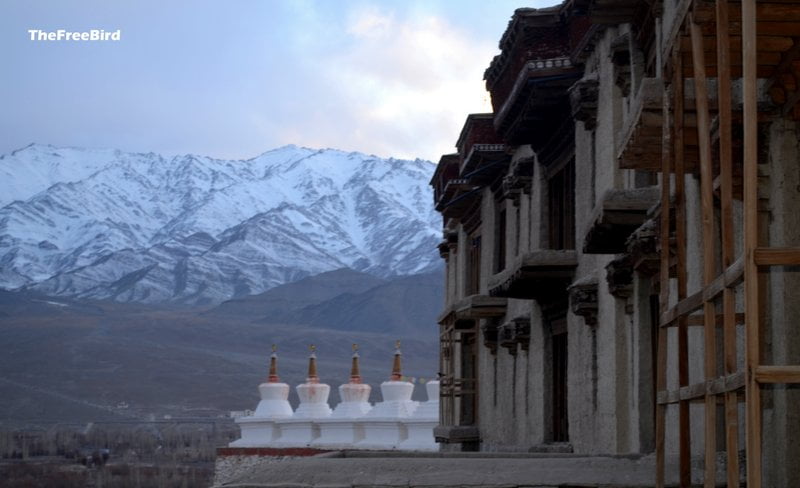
left=0, top=143, right=441, bottom=305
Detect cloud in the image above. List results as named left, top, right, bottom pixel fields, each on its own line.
left=294, top=5, right=497, bottom=161
left=1, top=1, right=513, bottom=163
left=346, top=7, right=395, bottom=38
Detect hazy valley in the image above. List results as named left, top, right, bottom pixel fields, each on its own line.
left=0, top=144, right=442, bottom=428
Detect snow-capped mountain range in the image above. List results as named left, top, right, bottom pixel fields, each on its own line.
left=0, top=143, right=440, bottom=305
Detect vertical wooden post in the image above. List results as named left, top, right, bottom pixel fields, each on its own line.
left=656, top=55, right=674, bottom=488
left=690, top=16, right=718, bottom=488
left=715, top=0, right=740, bottom=486
left=742, top=0, right=761, bottom=486
left=673, top=45, right=691, bottom=488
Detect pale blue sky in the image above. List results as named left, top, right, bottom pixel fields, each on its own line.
left=1, top=1, right=557, bottom=162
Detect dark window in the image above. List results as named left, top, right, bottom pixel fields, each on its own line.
left=466, top=235, right=481, bottom=296
left=649, top=293, right=660, bottom=449
left=514, top=205, right=521, bottom=257
left=548, top=160, right=575, bottom=250
left=589, top=131, right=597, bottom=206
left=495, top=205, right=507, bottom=273
left=551, top=317, right=569, bottom=442
left=459, top=333, right=477, bottom=426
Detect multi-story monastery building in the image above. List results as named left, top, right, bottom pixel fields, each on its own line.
left=430, top=1, right=800, bottom=486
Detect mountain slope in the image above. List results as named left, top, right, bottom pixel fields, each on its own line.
left=0, top=144, right=440, bottom=305
left=209, top=268, right=387, bottom=320
left=280, top=272, right=443, bottom=337
left=205, top=268, right=443, bottom=339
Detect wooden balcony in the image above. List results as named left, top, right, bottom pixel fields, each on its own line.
left=461, top=145, right=509, bottom=184
left=485, top=7, right=568, bottom=111
left=492, top=59, right=582, bottom=146
left=434, top=178, right=470, bottom=211
left=582, top=186, right=660, bottom=254
left=435, top=182, right=481, bottom=222
left=437, top=294, right=508, bottom=329
left=487, top=250, right=578, bottom=299
left=456, top=114, right=506, bottom=178
left=616, top=78, right=684, bottom=171
left=431, top=154, right=460, bottom=205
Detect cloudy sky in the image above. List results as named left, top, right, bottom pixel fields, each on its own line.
left=1, top=1, right=556, bottom=162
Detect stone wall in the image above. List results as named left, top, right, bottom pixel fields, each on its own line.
left=213, top=448, right=331, bottom=487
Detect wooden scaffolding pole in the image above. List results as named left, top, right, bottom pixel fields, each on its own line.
left=673, top=45, right=691, bottom=488
left=715, top=0, right=741, bottom=486
left=689, top=19, right=717, bottom=488
left=689, top=16, right=718, bottom=488
left=742, top=0, right=762, bottom=485
left=655, top=50, right=674, bottom=488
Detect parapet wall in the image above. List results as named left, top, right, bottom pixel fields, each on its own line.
left=214, top=448, right=334, bottom=486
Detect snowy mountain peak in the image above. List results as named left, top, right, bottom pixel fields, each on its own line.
left=0, top=144, right=440, bottom=305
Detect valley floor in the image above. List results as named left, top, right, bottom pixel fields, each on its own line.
left=0, top=457, right=216, bottom=488
left=0, top=422, right=237, bottom=488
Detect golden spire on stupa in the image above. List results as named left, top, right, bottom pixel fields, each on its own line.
left=268, top=344, right=280, bottom=383
left=307, top=344, right=319, bottom=383
left=391, top=340, right=403, bottom=381
left=350, top=343, right=362, bottom=384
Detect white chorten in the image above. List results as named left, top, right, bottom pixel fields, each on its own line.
left=412, top=379, right=439, bottom=420
left=314, top=344, right=373, bottom=448
left=333, top=344, right=372, bottom=418
left=367, top=340, right=418, bottom=417
left=358, top=340, right=418, bottom=449
left=293, top=345, right=333, bottom=418
left=253, top=346, right=294, bottom=418
left=398, top=378, right=439, bottom=451
left=276, top=345, right=331, bottom=446
left=231, top=345, right=293, bottom=447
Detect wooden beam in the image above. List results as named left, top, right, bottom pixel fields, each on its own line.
left=742, top=0, right=762, bottom=485
left=682, top=50, right=782, bottom=67
left=680, top=34, right=796, bottom=53
left=657, top=388, right=680, bottom=405
left=716, top=2, right=741, bottom=485
left=687, top=312, right=745, bottom=326
left=754, top=247, right=800, bottom=265
left=701, top=20, right=800, bottom=37
left=660, top=257, right=744, bottom=328
left=682, top=63, right=785, bottom=78
left=657, top=372, right=746, bottom=404
left=754, top=365, right=800, bottom=383
left=656, top=59, right=674, bottom=488
left=691, top=17, right=719, bottom=486
left=772, top=49, right=800, bottom=113
left=694, top=2, right=800, bottom=22
left=673, top=42, right=691, bottom=487
left=661, top=289, right=704, bottom=327
left=765, top=38, right=800, bottom=92
left=655, top=320, right=668, bottom=488
left=717, top=9, right=736, bottom=270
